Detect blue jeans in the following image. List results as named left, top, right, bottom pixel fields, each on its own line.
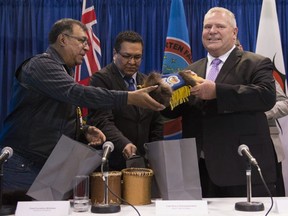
left=2, top=151, right=41, bottom=193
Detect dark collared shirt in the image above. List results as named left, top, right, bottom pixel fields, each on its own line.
left=0, top=46, right=127, bottom=165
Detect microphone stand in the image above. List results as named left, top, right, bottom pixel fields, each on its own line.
left=0, top=163, right=16, bottom=215
left=235, top=162, right=264, bottom=211
left=91, top=161, right=120, bottom=214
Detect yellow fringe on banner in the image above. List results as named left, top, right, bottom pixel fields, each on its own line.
left=170, top=85, right=191, bottom=110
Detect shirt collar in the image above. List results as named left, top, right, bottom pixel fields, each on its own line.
left=207, top=45, right=236, bottom=66
left=114, top=63, right=137, bottom=81
left=46, top=46, right=74, bottom=76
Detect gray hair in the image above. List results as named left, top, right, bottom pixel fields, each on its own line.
left=48, top=18, right=87, bottom=44
left=204, top=7, right=237, bottom=28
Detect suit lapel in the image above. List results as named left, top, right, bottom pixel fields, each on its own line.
left=190, top=58, right=207, bottom=78
left=197, top=59, right=207, bottom=79
left=215, top=48, right=242, bottom=82
left=113, top=68, right=146, bottom=116
left=135, top=73, right=146, bottom=116
left=110, top=64, right=128, bottom=90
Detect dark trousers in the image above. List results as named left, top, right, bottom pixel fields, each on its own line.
left=2, top=151, right=40, bottom=204
left=275, top=162, right=285, bottom=196
left=198, top=159, right=281, bottom=198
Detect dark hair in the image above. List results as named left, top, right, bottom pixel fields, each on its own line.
left=114, top=31, right=144, bottom=53
left=48, top=18, right=87, bottom=44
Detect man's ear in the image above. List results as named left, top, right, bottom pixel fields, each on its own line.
left=58, top=34, right=66, bottom=47
left=233, top=27, right=238, bottom=40
left=113, top=49, right=117, bottom=61
left=113, top=49, right=117, bottom=55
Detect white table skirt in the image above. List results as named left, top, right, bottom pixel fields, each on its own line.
left=69, top=197, right=287, bottom=216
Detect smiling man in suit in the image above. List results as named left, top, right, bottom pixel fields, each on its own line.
left=162, top=7, right=277, bottom=197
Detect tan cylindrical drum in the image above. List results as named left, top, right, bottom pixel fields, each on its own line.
left=122, top=168, right=154, bottom=205
left=90, top=171, right=122, bottom=205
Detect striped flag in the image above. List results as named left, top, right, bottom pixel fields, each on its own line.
left=75, top=0, right=101, bottom=118
left=162, top=0, right=192, bottom=140
left=255, top=0, right=288, bottom=196
left=75, top=0, right=101, bottom=86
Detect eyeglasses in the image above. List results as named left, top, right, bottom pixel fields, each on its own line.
left=118, top=52, right=142, bottom=63
left=63, top=33, right=90, bottom=47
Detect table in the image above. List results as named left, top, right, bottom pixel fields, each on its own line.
left=70, top=197, right=288, bottom=216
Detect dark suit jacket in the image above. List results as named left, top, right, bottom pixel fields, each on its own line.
left=162, top=48, right=277, bottom=186
left=87, top=63, right=163, bottom=171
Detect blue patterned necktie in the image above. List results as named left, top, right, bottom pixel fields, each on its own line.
left=207, top=58, right=222, bottom=81
left=123, top=76, right=135, bottom=91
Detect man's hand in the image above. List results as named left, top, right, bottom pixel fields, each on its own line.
left=85, top=126, right=106, bottom=146
left=127, top=86, right=166, bottom=111
left=190, top=79, right=217, bottom=100
left=122, top=143, right=137, bottom=159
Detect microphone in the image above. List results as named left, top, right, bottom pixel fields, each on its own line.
left=102, top=142, right=114, bottom=164
left=238, top=144, right=258, bottom=166
left=0, top=147, right=13, bottom=164
left=235, top=144, right=265, bottom=212
left=92, top=141, right=121, bottom=214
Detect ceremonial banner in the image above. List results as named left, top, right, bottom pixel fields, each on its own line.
left=162, top=0, right=192, bottom=140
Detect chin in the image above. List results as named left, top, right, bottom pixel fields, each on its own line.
left=125, top=71, right=137, bottom=76
left=206, top=45, right=221, bottom=53
left=76, top=60, right=83, bottom=65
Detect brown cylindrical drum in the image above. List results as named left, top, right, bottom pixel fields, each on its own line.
left=90, top=171, right=122, bottom=205
left=122, top=168, right=154, bottom=205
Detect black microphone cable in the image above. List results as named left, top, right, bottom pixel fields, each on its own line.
left=100, top=163, right=141, bottom=216
left=238, top=144, right=274, bottom=215
left=255, top=164, right=273, bottom=216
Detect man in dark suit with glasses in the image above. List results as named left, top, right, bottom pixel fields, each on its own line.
left=88, top=31, right=164, bottom=171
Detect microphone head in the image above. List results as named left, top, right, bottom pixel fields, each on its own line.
left=1, top=146, right=13, bottom=159
left=102, top=141, right=114, bottom=152
left=238, top=144, right=249, bottom=156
